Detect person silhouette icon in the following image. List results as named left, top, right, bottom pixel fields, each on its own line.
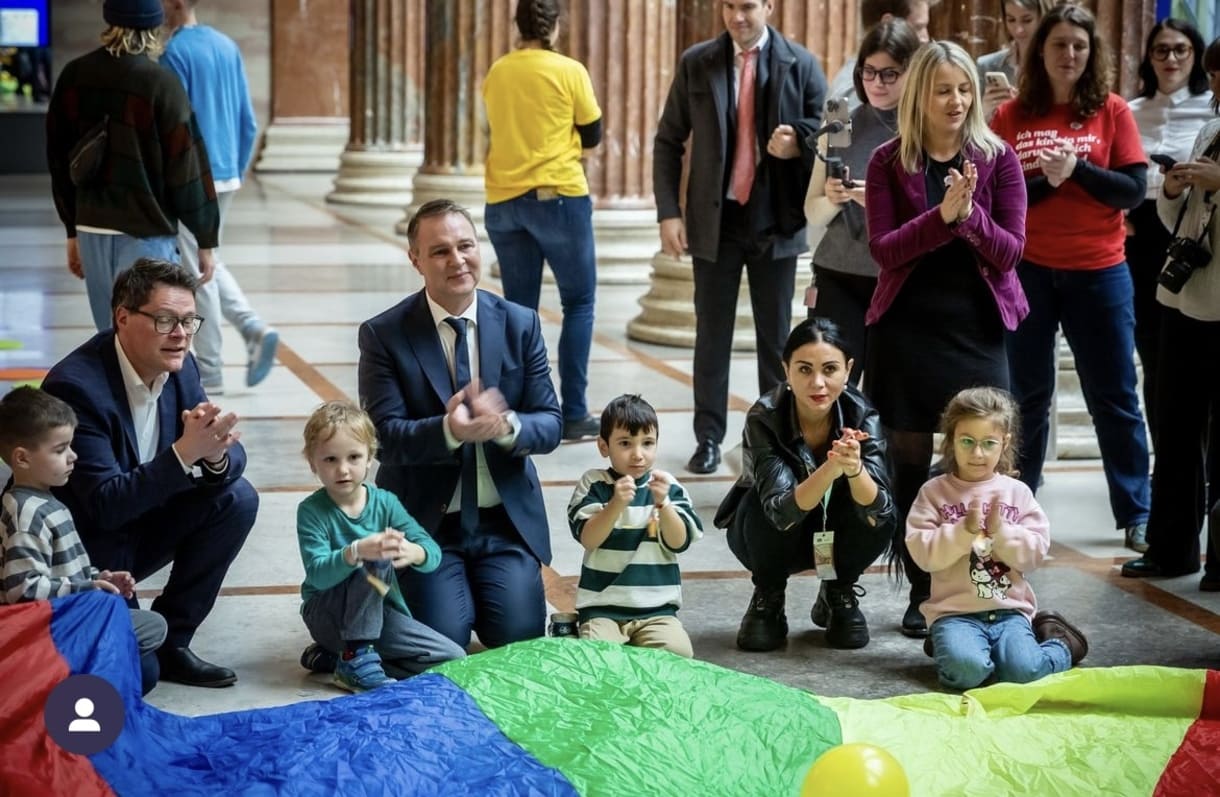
left=67, top=698, right=102, bottom=733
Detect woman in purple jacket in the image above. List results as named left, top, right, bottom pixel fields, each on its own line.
left=863, top=41, right=1028, bottom=638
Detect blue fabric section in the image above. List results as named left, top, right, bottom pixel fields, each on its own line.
left=47, top=592, right=576, bottom=796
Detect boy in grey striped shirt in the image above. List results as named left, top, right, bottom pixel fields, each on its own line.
left=567, top=395, right=703, bottom=657
left=1, top=386, right=166, bottom=693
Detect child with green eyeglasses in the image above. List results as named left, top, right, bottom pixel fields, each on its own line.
left=904, top=387, right=1089, bottom=690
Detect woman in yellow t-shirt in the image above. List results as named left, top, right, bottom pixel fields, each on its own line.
left=482, top=0, right=603, bottom=441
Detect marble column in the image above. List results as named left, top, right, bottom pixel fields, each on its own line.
left=563, top=0, right=677, bottom=285
left=327, top=0, right=426, bottom=206
left=255, top=0, right=350, bottom=173
left=395, top=0, right=512, bottom=234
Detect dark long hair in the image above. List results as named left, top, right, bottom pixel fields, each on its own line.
left=516, top=0, right=559, bottom=51
left=1018, top=3, right=1112, bottom=119
left=1136, top=18, right=1208, bottom=98
left=852, top=18, right=922, bottom=105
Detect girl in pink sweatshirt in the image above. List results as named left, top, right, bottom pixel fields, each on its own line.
left=906, top=387, right=1088, bottom=690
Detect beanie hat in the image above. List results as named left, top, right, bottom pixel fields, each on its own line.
left=103, top=0, right=164, bottom=29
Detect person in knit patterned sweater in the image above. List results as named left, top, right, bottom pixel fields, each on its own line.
left=906, top=387, right=1087, bottom=690
left=567, top=395, right=703, bottom=657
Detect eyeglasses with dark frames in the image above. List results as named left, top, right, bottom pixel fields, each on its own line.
left=1150, top=44, right=1193, bottom=61
left=859, top=65, right=903, bottom=85
left=130, top=309, right=205, bottom=334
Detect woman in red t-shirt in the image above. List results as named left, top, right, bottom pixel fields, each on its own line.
left=990, top=4, right=1151, bottom=552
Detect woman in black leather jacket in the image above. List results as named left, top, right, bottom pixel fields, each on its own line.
left=715, top=317, right=895, bottom=652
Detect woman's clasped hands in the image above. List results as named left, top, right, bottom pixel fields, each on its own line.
left=939, top=160, right=977, bottom=225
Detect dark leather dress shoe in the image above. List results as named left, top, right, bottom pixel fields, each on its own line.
left=157, top=646, right=238, bottom=688
left=686, top=440, right=720, bottom=474
left=1120, top=557, right=1198, bottom=579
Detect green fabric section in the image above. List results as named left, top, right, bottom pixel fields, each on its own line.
left=439, top=639, right=841, bottom=797
left=822, top=666, right=1205, bottom=797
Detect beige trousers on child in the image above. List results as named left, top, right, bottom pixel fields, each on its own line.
left=579, top=615, right=693, bottom=658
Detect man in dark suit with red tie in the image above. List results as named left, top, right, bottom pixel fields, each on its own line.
left=358, top=199, right=562, bottom=649
left=654, top=0, right=825, bottom=475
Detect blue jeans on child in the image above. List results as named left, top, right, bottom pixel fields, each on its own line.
left=484, top=192, right=596, bottom=422
left=1007, top=260, right=1150, bottom=528
left=77, top=232, right=179, bottom=330
left=930, top=610, right=1071, bottom=690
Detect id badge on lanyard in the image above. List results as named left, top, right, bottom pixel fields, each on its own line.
left=812, top=487, right=836, bottom=581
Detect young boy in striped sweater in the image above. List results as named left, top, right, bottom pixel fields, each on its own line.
left=567, top=395, right=703, bottom=657
left=0, top=386, right=167, bottom=693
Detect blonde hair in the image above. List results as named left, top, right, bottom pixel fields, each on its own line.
left=935, top=387, right=1021, bottom=477
left=100, top=25, right=163, bottom=58
left=302, top=400, right=379, bottom=461
left=896, top=41, right=1005, bottom=173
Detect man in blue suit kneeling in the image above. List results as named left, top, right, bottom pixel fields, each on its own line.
left=42, top=258, right=257, bottom=687
left=358, top=199, right=562, bottom=650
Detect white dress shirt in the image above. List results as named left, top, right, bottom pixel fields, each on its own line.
left=113, top=336, right=172, bottom=466
left=1128, top=87, right=1215, bottom=198
left=424, top=291, right=520, bottom=513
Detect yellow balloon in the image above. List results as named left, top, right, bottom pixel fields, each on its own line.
left=800, top=743, right=910, bottom=797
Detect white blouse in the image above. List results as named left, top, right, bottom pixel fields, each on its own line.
left=1128, top=87, right=1215, bottom=199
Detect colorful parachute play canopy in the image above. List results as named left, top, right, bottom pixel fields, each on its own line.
left=2, top=591, right=1218, bottom=796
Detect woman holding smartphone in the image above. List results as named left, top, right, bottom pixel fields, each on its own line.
left=991, top=4, right=1151, bottom=553
left=977, top=0, right=1054, bottom=119
left=804, top=19, right=921, bottom=384
left=1126, top=19, right=1211, bottom=445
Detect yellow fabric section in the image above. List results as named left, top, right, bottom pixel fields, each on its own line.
left=820, top=666, right=1205, bottom=797
left=482, top=48, right=601, bottom=203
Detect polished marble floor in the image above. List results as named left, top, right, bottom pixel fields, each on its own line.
left=1, top=172, right=1216, bottom=716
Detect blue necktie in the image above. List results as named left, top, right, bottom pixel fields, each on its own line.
left=445, top=317, right=479, bottom=532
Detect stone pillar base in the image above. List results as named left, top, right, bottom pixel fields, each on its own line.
left=254, top=121, right=349, bottom=173
left=395, top=172, right=488, bottom=235
left=327, top=148, right=424, bottom=206
left=627, top=251, right=755, bottom=350
left=589, top=207, right=659, bottom=285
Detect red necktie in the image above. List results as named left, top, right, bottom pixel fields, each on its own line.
left=731, top=47, right=758, bottom=204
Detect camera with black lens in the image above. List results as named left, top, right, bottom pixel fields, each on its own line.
left=1159, top=237, right=1211, bottom=293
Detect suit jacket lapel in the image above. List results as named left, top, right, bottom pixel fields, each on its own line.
left=157, top=376, right=179, bottom=453
left=703, top=34, right=732, bottom=162
left=477, top=291, right=505, bottom=388
left=100, top=334, right=141, bottom=464
left=402, top=291, right=455, bottom=403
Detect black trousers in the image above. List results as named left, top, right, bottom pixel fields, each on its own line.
left=809, top=265, right=877, bottom=388
left=86, top=479, right=258, bottom=648
left=1125, top=199, right=1172, bottom=448
left=691, top=204, right=796, bottom=445
left=726, top=487, right=892, bottom=590
left=1145, top=310, right=1220, bottom=574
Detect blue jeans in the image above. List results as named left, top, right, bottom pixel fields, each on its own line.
left=1007, top=261, right=1150, bottom=527
left=930, top=610, right=1071, bottom=690
left=77, top=232, right=179, bottom=330
left=485, top=192, right=596, bottom=421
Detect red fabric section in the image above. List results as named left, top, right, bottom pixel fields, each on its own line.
left=1155, top=669, right=1220, bottom=797
left=0, top=601, right=113, bottom=797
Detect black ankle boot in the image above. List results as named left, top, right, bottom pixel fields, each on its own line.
left=736, top=586, right=788, bottom=651
left=812, top=581, right=869, bottom=649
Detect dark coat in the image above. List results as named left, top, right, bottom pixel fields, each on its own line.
left=653, top=27, right=826, bottom=262
left=715, top=383, right=895, bottom=543
left=357, top=289, right=562, bottom=564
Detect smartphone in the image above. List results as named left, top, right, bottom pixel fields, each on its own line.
left=1150, top=153, right=1178, bottom=170
left=985, top=71, right=1011, bottom=91
left=823, top=97, right=851, bottom=148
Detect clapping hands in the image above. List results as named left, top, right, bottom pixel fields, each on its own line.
left=446, top=377, right=511, bottom=443
left=1039, top=138, right=1078, bottom=188
left=939, top=160, right=977, bottom=225
left=827, top=427, right=870, bottom=478
left=93, top=570, right=136, bottom=599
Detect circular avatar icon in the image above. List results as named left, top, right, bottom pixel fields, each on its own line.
left=44, top=674, right=125, bottom=755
